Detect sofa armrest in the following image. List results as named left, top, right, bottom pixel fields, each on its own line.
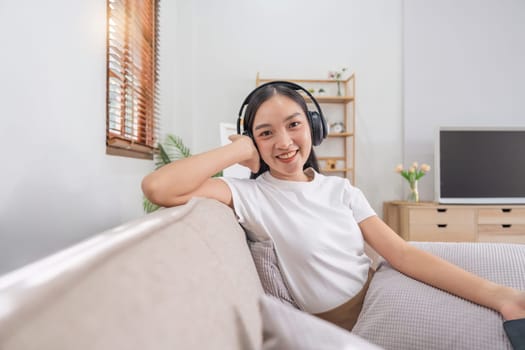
left=0, top=198, right=263, bottom=350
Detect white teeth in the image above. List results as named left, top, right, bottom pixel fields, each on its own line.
left=277, top=151, right=296, bottom=159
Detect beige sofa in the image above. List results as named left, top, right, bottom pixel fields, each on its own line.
left=1, top=197, right=523, bottom=350
left=0, top=198, right=264, bottom=350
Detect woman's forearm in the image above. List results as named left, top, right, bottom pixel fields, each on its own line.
left=141, top=139, right=251, bottom=206
left=395, top=245, right=509, bottom=312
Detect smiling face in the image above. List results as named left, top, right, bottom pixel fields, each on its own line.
left=252, top=94, right=313, bottom=181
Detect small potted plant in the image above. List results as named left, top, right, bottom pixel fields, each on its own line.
left=328, top=67, right=348, bottom=96
left=317, top=88, right=326, bottom=96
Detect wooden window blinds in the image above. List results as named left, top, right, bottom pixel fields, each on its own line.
left=106, top=0, right=160, bottom=159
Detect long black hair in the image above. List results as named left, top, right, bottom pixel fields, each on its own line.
left=241, top=83, right=320, bottom=179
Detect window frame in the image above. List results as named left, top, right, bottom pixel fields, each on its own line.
left=105, top=0, right=160, bottom=159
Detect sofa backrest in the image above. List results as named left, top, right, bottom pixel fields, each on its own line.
left=0, top=198, right=263, bottom=350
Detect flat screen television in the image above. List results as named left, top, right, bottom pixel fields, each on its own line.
left=435, top=127, right=525, bottom=204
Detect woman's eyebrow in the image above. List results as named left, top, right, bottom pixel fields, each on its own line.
left=254, top=112, right=302, bottom=131
left=254, top=123, right=271, bottom=131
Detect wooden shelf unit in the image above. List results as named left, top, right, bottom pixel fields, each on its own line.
left=383, top=201, right=525, bottom=244
left=256, top=72, right=356, bottom=182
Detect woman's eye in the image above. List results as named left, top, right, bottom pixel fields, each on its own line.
left=259, top=130, right=272, bottom=137
left=289, top=121, right=301, bottom=128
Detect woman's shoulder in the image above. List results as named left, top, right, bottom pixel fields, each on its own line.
left=220, top=175, right=256, bottom=186
left=314, top=170, right=352, bottom=188
left=220, top=176, right=267, bottom=196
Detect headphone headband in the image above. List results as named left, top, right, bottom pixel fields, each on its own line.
left=237, top=81, right=327, bottom=145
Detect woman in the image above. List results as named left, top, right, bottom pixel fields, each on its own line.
left=141, top=82, right=525, bottom=331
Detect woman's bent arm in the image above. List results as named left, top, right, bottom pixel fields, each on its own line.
left=141, top=135, right=258, bottom=208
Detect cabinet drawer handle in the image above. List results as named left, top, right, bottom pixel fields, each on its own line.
left=437, top=208, right=447, bottom=213
left=502, top=224, right=512, bottom=228
left=502, top=208, right=512, bottom=213
left=437, top=224, right=448, bottom=228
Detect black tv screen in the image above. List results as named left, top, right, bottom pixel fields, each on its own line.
left=436, top=128, right=525, bottom=204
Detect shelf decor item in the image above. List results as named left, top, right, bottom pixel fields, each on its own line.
left=395, top=162, right=431, bottom=202
left=328, top=67, right=348, bottom=96
left=330, top=121, right=345, bottom=133
left=326, top=159, right=337, bottom=170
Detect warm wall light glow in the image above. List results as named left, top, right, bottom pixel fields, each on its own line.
left=105, top=0, right=160, bottom=159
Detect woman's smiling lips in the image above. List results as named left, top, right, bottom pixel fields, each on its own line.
left=276, top=150, right=298, bottom=162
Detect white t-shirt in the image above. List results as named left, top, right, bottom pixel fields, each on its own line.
left=221, top=168, right=376, bottom=313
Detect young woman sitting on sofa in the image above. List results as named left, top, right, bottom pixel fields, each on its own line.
left=141, top=81, right=525, bottom=332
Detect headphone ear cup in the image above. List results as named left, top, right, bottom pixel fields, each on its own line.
left=308, top=111, right=327, bottom=146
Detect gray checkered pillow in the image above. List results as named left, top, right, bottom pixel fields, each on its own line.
left=353, top=242, right=525, bottom=350
left=247, top=239, right=300, bottom=310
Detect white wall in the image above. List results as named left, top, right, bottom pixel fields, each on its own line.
left=171, top=0, right=405, bottom=215
left=2, top=0, right=522, bottom=275
left=0, top=0, right=178, bottom=275
left=0, top=0, right=405, bottom=275
left=403, top=0, right=525, bottom=201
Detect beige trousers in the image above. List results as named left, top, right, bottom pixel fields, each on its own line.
left=313, top=269, right=374, bottom=331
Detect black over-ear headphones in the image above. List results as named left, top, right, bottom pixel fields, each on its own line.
left=237, top=81, right=328, bottom=146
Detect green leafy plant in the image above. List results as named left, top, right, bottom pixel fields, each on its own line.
left=143, top=134, right=222, bottom=213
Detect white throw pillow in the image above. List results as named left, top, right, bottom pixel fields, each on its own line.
left=260, top=295, right=383, bottom=350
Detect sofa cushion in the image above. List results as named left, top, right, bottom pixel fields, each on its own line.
left=259, top=295, right=383, bottom=350
left=248, top=239, right=299, bottom=310
left=353, top=242, right=525, bottom=350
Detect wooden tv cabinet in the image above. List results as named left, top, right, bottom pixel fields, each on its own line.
left=383, top=201, right=525, bottom=244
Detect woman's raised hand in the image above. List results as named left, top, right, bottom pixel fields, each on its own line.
left=228, top=134, right=260, bottom=173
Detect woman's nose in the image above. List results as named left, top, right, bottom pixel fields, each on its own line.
left=275, top=130, right=293, bottom=148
